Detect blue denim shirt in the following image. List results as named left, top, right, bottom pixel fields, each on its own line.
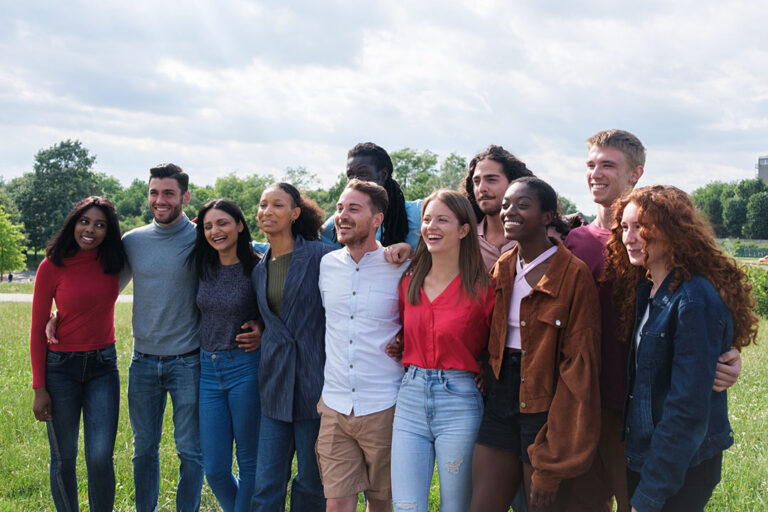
left=251, top=235, right=334, bottom=422
left=625, top=272, right=734, bottom=512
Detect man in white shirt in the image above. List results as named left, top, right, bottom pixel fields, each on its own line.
left=317, top=179, right=407, bottom=512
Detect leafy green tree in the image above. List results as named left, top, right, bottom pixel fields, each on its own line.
left=14, top=140, right=104, bottom=252
left=722, top=196, right=747, bottom=237
left=213, top=173, right=275, bottom=237
left=283, top=166, right=319, bottom=191
left=0, top=205, right=27, bottom=278
left=0, top=178, right=22, bottom=225
left=744, top=192, right=768, bottom=239
left=391, top=148, right=438, bottom=201
left=692, top=182, right=728, bottom=237
left=114, top=178, right=151, bottom=232
left=307, top=173, right=347, bottom=221
left=736, top=178, right=765, bottom=200
left=435, top=153, right=467, bottom=190
left=558, top=196, right=579, bottom=215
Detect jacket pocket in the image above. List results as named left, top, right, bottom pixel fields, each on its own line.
left=535, top=304, right=569, bottom=331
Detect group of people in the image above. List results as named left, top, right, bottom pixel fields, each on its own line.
left=29, top=130, right=756, bottom=512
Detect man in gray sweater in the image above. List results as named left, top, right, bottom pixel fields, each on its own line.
left=120, top=163, right=204, bottom=512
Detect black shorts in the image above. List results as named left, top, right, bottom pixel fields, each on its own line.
left=476, top=350, right=547, bottom=464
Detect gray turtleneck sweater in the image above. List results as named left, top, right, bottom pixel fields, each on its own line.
left=120, top=214, right=201, bottom=355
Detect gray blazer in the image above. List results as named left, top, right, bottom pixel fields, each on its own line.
left=252, top=235, right=333, bottom=422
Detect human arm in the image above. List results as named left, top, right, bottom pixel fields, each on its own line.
left=30, top=259, right=57, bottom=389
left=385, top=329, right=404, bottom=361
left=713, top=348, right=741, bottom=392
left=528, top=267, right=602, bottom=493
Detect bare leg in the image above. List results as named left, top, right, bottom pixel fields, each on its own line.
left=326, top=496, right=358, bottom=512
left=470, top=443, right=523, bottom=512
left=367, top=498, right=391, bottom=512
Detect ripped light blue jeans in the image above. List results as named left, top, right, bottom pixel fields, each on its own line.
left=390, top=366, right=483, bottom=512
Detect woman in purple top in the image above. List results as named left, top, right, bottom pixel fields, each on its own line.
left=188, top=199, right=261, bottom=512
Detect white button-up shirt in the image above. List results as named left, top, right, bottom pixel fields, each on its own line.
left=319, top=244, right=406, bottom=416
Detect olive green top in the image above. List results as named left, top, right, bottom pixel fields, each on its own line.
left=266, top=252, right=292, bottom=315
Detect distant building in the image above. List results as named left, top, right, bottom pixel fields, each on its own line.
left=757, top=156, right=768, bottom=184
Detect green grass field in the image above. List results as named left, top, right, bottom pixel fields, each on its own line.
left=1, top=302, right=765, bottom=511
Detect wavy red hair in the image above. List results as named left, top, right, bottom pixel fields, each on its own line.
left=604, top=185, right=758, bottom=349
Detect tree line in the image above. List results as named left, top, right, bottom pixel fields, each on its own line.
left=4, top=138, right=761, bottom=277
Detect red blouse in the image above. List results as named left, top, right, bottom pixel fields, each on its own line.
left=399, top=274, right=495, bottom=373
left=30, top=250, right=119, bottom=388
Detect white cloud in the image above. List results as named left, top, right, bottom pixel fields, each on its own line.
left=1, top=0, right=767, bottom=214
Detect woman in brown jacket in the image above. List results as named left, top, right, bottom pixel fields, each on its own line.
left=470, top=177, right=602, bottom=512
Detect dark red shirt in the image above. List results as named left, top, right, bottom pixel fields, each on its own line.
left=565, top=222, right=628, bottom=411
left=30, top=251, right=119, bottom=388
left=399, top=274, right=495, bottom=373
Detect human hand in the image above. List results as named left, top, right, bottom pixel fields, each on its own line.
left=385, top=330, right=404, bottom=361
left=529, top=481, right=557, bottom=509
left=33, top=388, right=53, bottom=422
left=713, top=348, right=741, bottom=392
left=236, top=320, right=263, bottom=352
left=45, top=311, right=59, bottom=344
left=474, top=372, right=486, bottom=395
left=384, top=243, right=413, bottom=266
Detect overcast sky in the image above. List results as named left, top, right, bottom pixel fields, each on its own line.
left=2, top=0, right=767, bottom=211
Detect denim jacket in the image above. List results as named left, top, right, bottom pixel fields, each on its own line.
left=625, top=272, right=734, bottom=512
left=252, top=235, right=334, bottom=422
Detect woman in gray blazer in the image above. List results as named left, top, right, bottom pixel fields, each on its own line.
left=250, top=182, right=332, bottom=511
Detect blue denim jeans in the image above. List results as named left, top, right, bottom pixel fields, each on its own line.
left=391, top=366, right=483, bottom=512
left=200, top=348, right=261, bottom=512
left=250, top=416, right=325, bottom=512
left=45, top=345, right=120, bottom=512
left=128, top=350, right=204, bottom=512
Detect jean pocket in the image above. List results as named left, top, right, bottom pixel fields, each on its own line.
left=442, top=376, right=479, bottom=398
left=98, top=344, right=118, bottom=363
left=46, top=350, right=74, bottom=366
left=180, top=353, right=201, bottom=368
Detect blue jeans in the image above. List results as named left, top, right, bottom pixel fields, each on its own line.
left=200, top=348, right=261, bottom=512
left=250, top=416, right=325, bottom=511
left=391, top=366, right=484, bottom=512
left=45, top=345, right=120, bottom=512
left=128, top=350, right=204, bottom=512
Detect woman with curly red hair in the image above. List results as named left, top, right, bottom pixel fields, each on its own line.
left=604, top=185, right=757, bottom=512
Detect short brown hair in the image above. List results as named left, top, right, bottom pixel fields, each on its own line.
left=345, top=179, right=389, bottom=214
left=587, top=129, right=646, bottom=169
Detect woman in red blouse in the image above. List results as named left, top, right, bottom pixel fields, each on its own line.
left=391, top=189, right=494, bottom=512
left=30, top=196, right=126, bottom=512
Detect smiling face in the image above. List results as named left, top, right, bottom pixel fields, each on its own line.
left=586, top=145, right=643, bottom=207
left=203, top=207, right=242, bottom=256
left=621, top=201, right=664, bottom=271
left=472, top=158, right=510, bottom=217
left=73, top=206, right=108, bottom=251
left=420, top=199, right=470, bottom=254
left=334, top=188, right=382, bottom=248
left=149, top=177, right=189, bottom=225
left=346, top=155, right=387, bottom=186
left=500, top=182, right=553, bottom=242
left=257, top=185, right=301, bottom=237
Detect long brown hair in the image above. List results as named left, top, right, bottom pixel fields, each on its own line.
left=401, top=189, right=488, bottom=304
left=604, top=185, right=758, bottom=349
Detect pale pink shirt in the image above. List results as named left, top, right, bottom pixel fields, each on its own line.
left=505, top=245, right=559, bottom=349
left=477, top=217, right=517, bottom=271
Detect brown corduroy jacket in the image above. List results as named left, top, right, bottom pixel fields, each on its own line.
left=488, top=239, right=602, bottom=492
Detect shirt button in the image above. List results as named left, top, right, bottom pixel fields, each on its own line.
left=211, top=354, right=217, bottom=359
left=520, top=320, right=526, bottom=327
left=520, top=349, right=525, bottom=355
left=356, top=267, right=359, bottom=271
left=352, top=388, right=355, bottom=392
left=352, top=291, right=356, bottom=295
left=350, top=315, right=354, bottom=319
left=520, top=402, right=526, bottom=408
left=521, top=378, right=525, bottom=383
left=626, top=426, right=630, bottom=433
left=349, top=339, right=353, bottom=344
left=555, top=319, right=561, bottom=326
left=349, top=364, right=353, bottom=368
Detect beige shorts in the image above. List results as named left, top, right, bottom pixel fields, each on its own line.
left=315, top=398, right=395, bottom=500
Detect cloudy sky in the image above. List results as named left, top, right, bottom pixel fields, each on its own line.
left=2, top=0, right=767, bottom=210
